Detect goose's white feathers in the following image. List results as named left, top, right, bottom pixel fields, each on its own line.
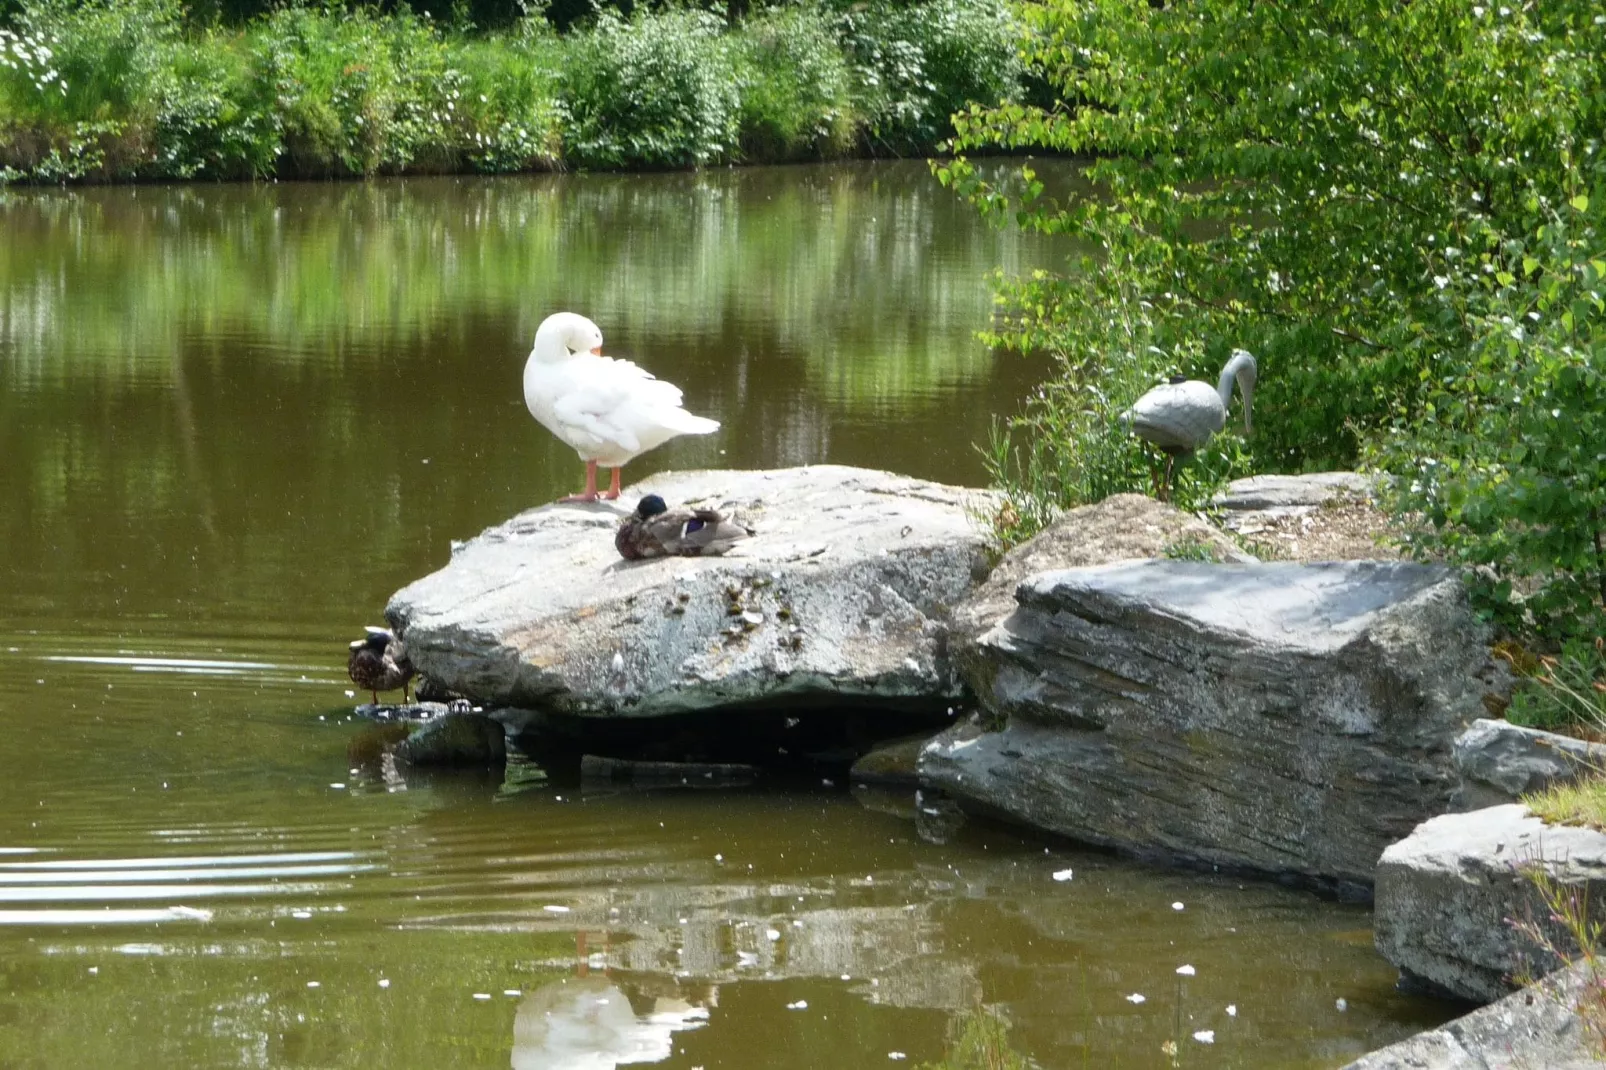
left=523, top=312, right=719, bottom=468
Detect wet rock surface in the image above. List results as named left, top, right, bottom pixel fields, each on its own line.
left=1373, top=804, right=1606, bottom=1004
left=922, top=560, right=1497, bottom=891
left=1451, top=718, right=1605, bottom=812
left=1343, top=958, right=1600, bottom=1069
left=386, top=466, right=994, bottom=720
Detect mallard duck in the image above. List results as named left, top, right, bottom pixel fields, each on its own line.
left=616, top=495, right=753, bottom=560
left=1122, top=349, right=1257, bottom=501
left=347, top=626, right=415, bottom=705
left=523, top=312, right=721, bottom=503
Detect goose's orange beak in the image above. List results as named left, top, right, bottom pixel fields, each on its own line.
left=590, top=346, right=603, bottom=355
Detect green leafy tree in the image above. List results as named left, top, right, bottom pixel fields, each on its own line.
left=939, top=0, right=1606, bottom=559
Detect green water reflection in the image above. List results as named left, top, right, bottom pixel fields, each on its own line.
left=0, top=161, right=1448, bottom=1068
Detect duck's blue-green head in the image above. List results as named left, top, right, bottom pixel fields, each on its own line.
left=362, top=626, right=394, bottom=651
left=636, top=495, right=668, bottom=519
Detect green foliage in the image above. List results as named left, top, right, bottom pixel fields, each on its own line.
left=1506, top=639, right=1606, bottom=734
left=0, top=0, right=183, bottom=179
left=1380, top=198, right=1606, bottom=636
left=251, top=4, right=456, bottom=176
left=841, top=0, right=1023, bottom=151
left=447, top=19, right=562, bottom=173
left=941, top=0, right=1606, bottom=620
left=560, top=9, right=739, bottom=169
left=0, top=0, right=1023, bottom=181
left=732, top=4, right=854, bottom=160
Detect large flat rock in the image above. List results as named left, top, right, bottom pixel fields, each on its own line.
left=1374, top=804, right=1606, bottom=1003
left=948, top=493, right=1252, bottom=661
left=922, top=560, right=1498, bottom=890
left=386, top=466, right=993, bottom=718
left=1342, top=958, right=1600, bottom=1069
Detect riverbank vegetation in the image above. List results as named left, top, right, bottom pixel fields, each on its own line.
left=0, top=0, right=1022, bottom=181
left=944, top=0, right=1605, bottom=698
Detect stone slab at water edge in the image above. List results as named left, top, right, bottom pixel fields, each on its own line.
left=1342, top=957, right=1603, bottom=1069
left=921, top=561, right=1501, bottom=892
left=1373, top=804, right=1606, bottom=1004
left=385, top=466, right=994, bottom=719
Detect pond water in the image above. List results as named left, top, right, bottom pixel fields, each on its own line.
left=0, top=161, right=1449, bottom=1068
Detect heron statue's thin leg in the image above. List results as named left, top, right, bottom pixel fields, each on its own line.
left=1160, top=454, right=1176, bottom=503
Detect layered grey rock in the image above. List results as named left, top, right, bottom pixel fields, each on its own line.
left=922, top=560, right=1497, bottom=889
left=1342, top=958, right=1602, bottom=1069
left=1452, top=719, right=1606, bottom=812
left=1373, top=804, right=1606, bottom=1003
left=386, top=466, right=993, bottom=719
left=949, top=493, right=1252, bottom=662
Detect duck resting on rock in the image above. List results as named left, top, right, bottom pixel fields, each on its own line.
left=523, top=312, right=721, bottom=503
left=347, top=626, right=415, bottom=705
left=616, top=494, right=753, bottom=560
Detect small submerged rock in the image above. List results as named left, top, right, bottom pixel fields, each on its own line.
left=394, top=712, right=507, bottom=767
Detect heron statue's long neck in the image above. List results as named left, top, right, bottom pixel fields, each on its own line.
left=1216, top=350, right=1256, bottom=433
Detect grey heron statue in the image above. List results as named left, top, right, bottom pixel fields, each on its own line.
left=1121, top=349, right=1257, bottom=501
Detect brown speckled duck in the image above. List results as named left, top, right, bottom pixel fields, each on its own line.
left=615, top=495, right=752, bottom=560
left=347, top=626, right=415, bottom=705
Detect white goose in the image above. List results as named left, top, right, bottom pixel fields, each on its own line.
left=1122, top=348, right=1257, bottom=501
left=523, top=312, right=720, bottom=502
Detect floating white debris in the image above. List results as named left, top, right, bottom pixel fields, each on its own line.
left=888, top=1054, right=907, bottom=1061
left=542, top=905, right=571, bottom=914
left=503, top=989, right=521, bottom=997
left=786, top=1000, right=808, bottom=1010
left=1052, top=869, right=1074, bottom=882
left=1335, top=997, right=1348, bottom=1012
left=1192, top=1030, right=1215, bottom=1044
left=307, top=981, right=321, bottom=989
left=766, top=928, right=782, bottom=941
left=329, top=783, right=346, bottom=790
left=715, top=853, right=723, bottom=862
left=345, top=690, right=355, bottom=698
left=473, top=993, right=491, bottom=1001
left=1176, top=964, right=1196, bottom=976
left=1226, top=1004, right=1237, bottom=1017
left=1172, top=901, right=1185, bottom=911
left=378, top=979, right=390, bottom=988
left=1125, top=993, right=1146, bottom=1004
left=291, top=910, right=312, bottom=920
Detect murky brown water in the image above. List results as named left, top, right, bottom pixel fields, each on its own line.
left=0, top=162, right=1449, bottom=1068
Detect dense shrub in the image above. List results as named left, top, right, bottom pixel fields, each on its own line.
left=941, top=0, right=1606, bottom=588
left=446, top=20, right=562, bottom=173
left=0, top=0, right=182, bottom=179
left=250, top=5, right=455, bottom=176
left=0, top=0, right=1024, bottom=181
left=560, top=10, right=739, bottom=169
left=732, top=4, right=854, bottom=160
left=840, top=0, right=1022, bottom=151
